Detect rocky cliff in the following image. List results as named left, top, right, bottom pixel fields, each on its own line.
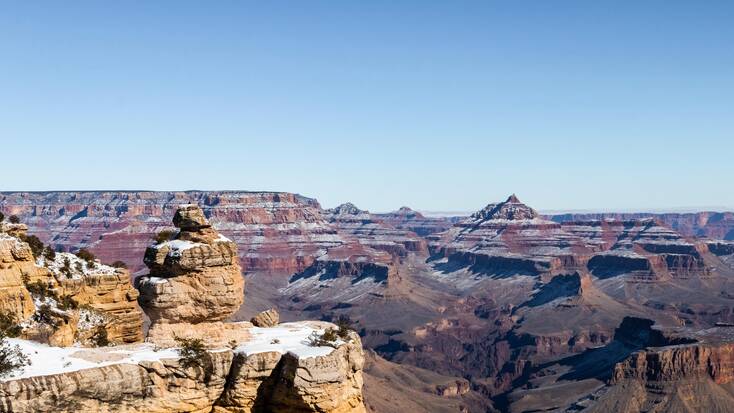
left=0, top=222, right=143, bottom=346
left=0, top=323, right=365, bottom=413
left=427, top=195, right=716, bottom=280
left=0, top=204, right=367, bottom=412
left=550, top=211, right=734, bottom=241
left=373, top=207, right=454, bottom=237
left=323, top=203, right=427, bottom=259
left=0, top=191, right=345, bottom=275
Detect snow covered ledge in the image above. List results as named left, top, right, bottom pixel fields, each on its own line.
left=0, top=321, right=366, bottom=413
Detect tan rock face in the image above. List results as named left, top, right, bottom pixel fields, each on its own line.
left=0, top=234, right=36, bottom=321
left=60, top=271, right=144, bottom=344
left=0, top=330, right=366, bottom=413
left=0, top=350, right=235, bottom=413
left=214, top=332, right=366, bottom=413
left=136, top=204, right=245, bottom=327
left=250, top=308, right=279, bottom=327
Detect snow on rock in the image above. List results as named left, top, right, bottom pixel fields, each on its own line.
left=2, top=321, right=342, bottom=381
left=40, top=252, right=117, bottom=280
left=235, top=322, right=342, bottom=359
left=1, top=339, right=179, bottom=381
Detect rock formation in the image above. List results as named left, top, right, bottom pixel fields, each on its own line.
left=250, top=308, right=279, bottom=327
left=136, top=204, right=245, bottom=345
left=0, top=191, right=346, bottom=275
left=0, top=204, right=367, bottom=412
left=0, top=323, right=366, bottom=413
left=0, top=225, right=39, bottom=322
left=374, top=207, right=455, bottom=237
left=549, top=210, right=734, bottom=241
left=324, top=203, right=427, bottom=259
left=0, top=222, right=143, bottom=346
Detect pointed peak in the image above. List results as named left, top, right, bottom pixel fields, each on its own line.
left=471, top=195, right=538, bottom=221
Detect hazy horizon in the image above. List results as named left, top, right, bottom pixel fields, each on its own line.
left=2, top=2, right=732, bottom=212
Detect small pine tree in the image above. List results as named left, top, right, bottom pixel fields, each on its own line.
left=174, top=336, right=207, bottom=369
left=335, top=315, right=354, bottom=340
left=0, top=335, right=31, bottom=378
left=0, top=212, right=4, bottom=222
left=110, top=260, right=127, bottom=269
left=91, top=325, right=109, bottom=347
left=75, top=248, right=96, bottom=264
left=32, top=305, right=58, bottom=328
left=307, top=328, right=339, bottom=348
left=42, top=246, right=56, bottom=262
left=8, top=215, right=20, bottom=224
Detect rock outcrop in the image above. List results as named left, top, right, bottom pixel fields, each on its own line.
left=374, top=207, right=455, bottom=237
left=324, top=203, right=427, bottom=259
left=136, top=205, right=245, bottom=344
left=250, top=308, right=279, bottom=327
left=0, top=223, right=143, bottom=346
left=550, top=210, right=734, bottom=241
left=0, top=323, right=366, bottom=413
left=0, top=227, right=38, bottom=322
left=428, top=195, right=716, bottom=280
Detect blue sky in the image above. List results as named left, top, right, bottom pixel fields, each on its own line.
left=1, top=1, right=732, bottom=212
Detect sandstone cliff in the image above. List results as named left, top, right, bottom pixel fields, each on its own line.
left=0, top=322, right=365, bottom=413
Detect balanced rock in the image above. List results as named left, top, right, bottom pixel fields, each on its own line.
left=136, top=205, right=245, bottom=326
left=251, top=308, right=279, bottom=327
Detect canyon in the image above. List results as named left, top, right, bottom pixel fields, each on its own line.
left=2, top=191, right=734, bottom=412
left=0, top=204, right=367, bottom=413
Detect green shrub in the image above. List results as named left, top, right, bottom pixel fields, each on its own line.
left=307, top=328, right=339, bottom=348
left=25, top=281, right=57, bottom=301
left=60, top=257, right=72, bottom=277
left=58, top=295, right=78, bottom=311
left=32, top=305, right=58, bottom=328
left=154, top=229, right=176, bottom=244
left=75, top=248, right=96, bottom=264
left=110, top=260, right=127, bottom=269
left=174, top=336, right=207, bottom=369
left=335, top=315, right=354, bottom=340
left=91, top=325, right=109, bottom=347
left=8, top=215, right=20, bottom=224
left=0, top=335, right=31, bottom=378
left=0, top=312, right=22, bottom=338
left=0, top=212, right=4, bottom=222
left=19, top=235, right=44, bottom=259
left=74, top=262, right=83, bottom=273
left=42, top=246, right=56, bottom=261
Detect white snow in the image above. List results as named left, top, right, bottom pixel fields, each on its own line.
left=40, top=252, right=117, bottom=280
left=216, top=234, right=232, bottom=242
left=235, top=322, right=341, bottom=359
left=154, top=239, right=202, bottom=251
left=2, top=322, right=344, bottom=381
left=1, top=339, right=179, bottom=381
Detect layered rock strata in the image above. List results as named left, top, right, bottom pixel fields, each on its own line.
left=0, top=191, right=346, bottom=275
left=0, top=223, right=142, bottom=346
left=428, top=195, right=715, bottom=280
left=324, top=203, right=427, bottom=259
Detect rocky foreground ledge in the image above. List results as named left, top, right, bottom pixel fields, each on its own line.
left=0, top=321, right=366, bottom=413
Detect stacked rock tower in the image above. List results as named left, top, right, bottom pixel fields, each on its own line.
left=136, top=204, right=246, bottom=344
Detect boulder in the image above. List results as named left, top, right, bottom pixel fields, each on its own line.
left=250, top=308, right=279, bottom=327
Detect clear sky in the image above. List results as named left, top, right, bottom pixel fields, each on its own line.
left=1, top=1, right=732, bottom=213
